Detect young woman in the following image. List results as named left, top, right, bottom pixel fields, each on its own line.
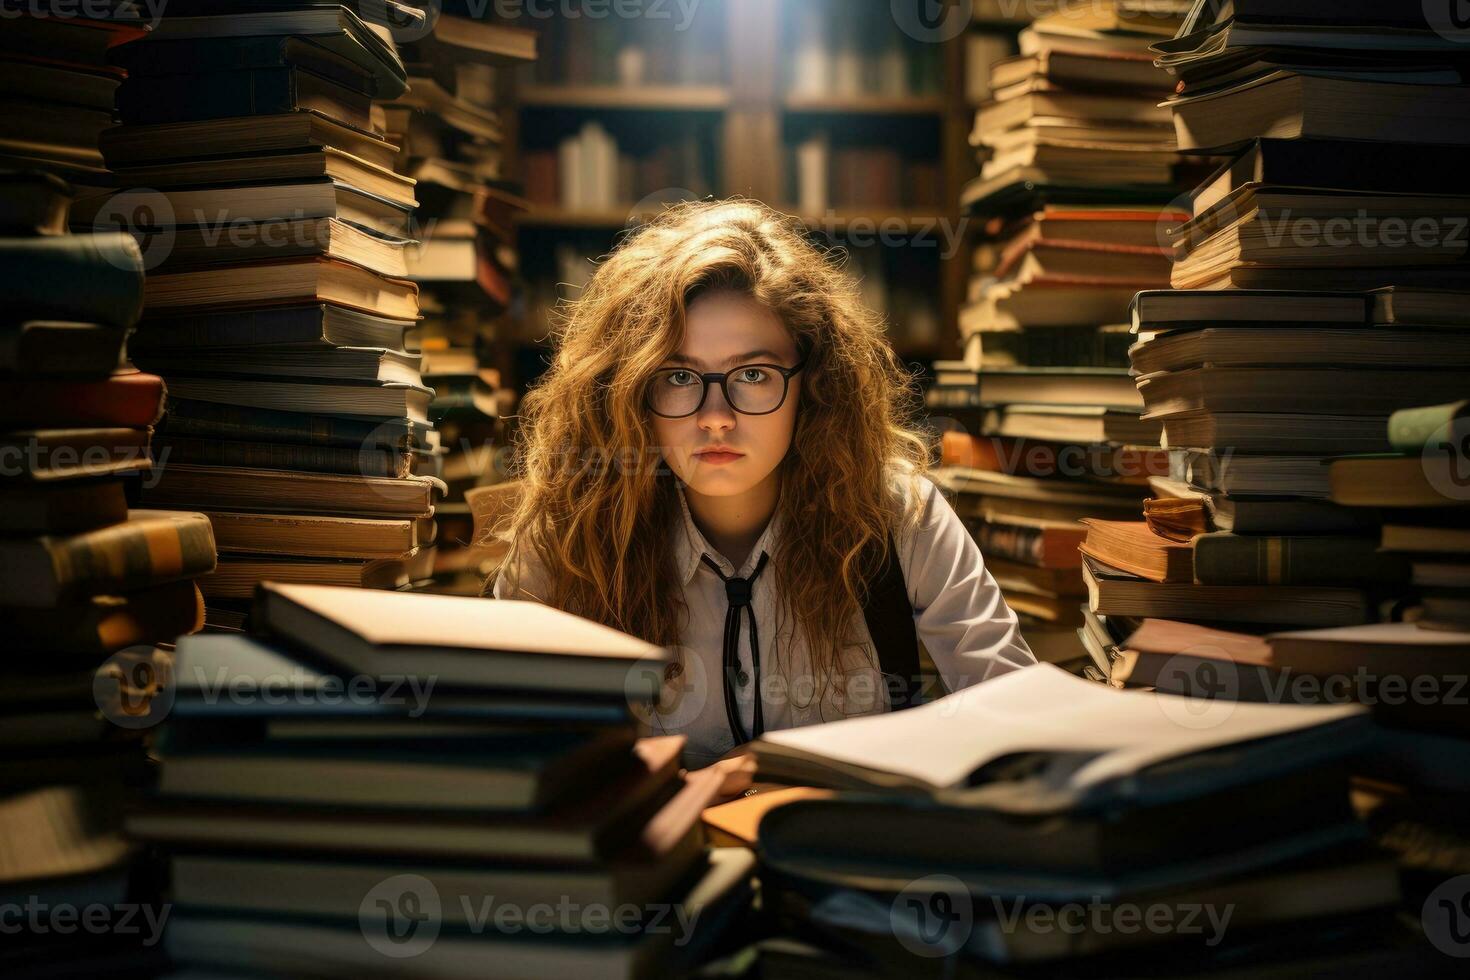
left=490, top=200, right=1035, bottom=787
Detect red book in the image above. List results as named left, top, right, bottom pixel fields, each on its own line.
left=0, top=370, right=165, bottom=429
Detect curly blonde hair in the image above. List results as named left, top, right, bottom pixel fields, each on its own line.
left=489, top=199, right=932, bottom=681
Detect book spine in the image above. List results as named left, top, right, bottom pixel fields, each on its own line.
left=976, top=522, right=1048, bottom=567
left=156, top=436, right=409, bottom=479
left=2, top=233, right=144, bottom=329
left=1387, top=400, right=1468, bottom=454
left=159, top=398, right=420, bottom=450
left=118, top=69, right=297, bottom=126
left=2, top=374, right=166, bottom=429
left=44, top=513, right=219, bottom=602
left=1192, top=534, right=1411, bottom=587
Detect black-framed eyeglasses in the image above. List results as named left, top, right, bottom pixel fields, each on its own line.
left=644, top=358, right=807, bottom=419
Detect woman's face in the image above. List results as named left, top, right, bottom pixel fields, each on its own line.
left=649, top=290, right=803, bottom=498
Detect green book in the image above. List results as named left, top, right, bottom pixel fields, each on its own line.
left=1388, top=400, right=1468, bottom=454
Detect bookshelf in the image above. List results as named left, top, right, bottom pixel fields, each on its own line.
left=508, top=0, right=976, bottom=368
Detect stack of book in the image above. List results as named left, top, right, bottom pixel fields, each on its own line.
left=928, top=420, right=1162, bottom=670
left=382, top=12, right=536, bottom=572
left=2, top=6, right=215, bottom=970
left=749, top=665, right=1436, bottom=973
left=938, top=2, right=1198, bottom=666
left=960, top=0, right=1191, bottom=365
left=1086, top=1, right=1470, bottom=637
left=86, top=3, right=448, bottom=627
left=0, top=2, right=146, bottom=182
left=1080, top=2, right=1470, bottom=919
left=129, top=583, right=754, bottom=978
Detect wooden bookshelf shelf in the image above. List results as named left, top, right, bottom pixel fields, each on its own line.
left=518, top=85, right=732, bottom=111
left=782, top=94, right=947, bottom=116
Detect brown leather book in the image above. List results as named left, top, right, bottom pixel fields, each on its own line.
left=1080, top=519, right=1194, bottom=583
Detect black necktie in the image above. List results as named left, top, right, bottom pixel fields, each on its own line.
left=701, top=550, right=770, bottom=746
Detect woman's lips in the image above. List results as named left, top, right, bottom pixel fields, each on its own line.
left=694, top=450, right=743, bottom=465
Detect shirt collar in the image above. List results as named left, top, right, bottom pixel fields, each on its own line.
left=672, top=479, right=784, bottom=585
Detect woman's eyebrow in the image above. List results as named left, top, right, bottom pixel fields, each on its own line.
left=662, top=349, right=787, bottom=368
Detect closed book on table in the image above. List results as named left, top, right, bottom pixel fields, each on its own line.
left=161, top=844, right=751, bottom=980
left=166, top=809, right=704, bottom=927
left=252, top=582, right=671, bottom=697
left=0, top=372, right=166, bottom=430
left=0, top=233, right=144, bottom=329
left=1109, top=618, right=1280, bottom=700
left=0, top=510, right=217, bottom=608
left=128, top=734, right=687, bottom=862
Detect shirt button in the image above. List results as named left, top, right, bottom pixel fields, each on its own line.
left=737, top=670, right=750, bottom=687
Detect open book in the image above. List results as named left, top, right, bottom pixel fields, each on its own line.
left=753, top=664, right=1367, bottom=810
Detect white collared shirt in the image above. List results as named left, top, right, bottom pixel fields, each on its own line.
left=495, top=473, right=1036, bottom=767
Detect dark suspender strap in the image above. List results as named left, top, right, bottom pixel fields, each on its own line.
left=860, top=530, right=922, bottom=711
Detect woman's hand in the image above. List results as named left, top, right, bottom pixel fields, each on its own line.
left=700, top=747, right=757, bottom=804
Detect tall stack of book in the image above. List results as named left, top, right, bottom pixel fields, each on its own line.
left=747, top=666, right=1446, bottom=974
left=1076, top=0, right=1470, bottom=919
left=936, top=2, right=1192, bottom=669
left=86, top=3, right=447, bottom=628
left=129, top=583, right=754, bottom=977
left=2, top=5, right=217, bottom=972
left=385, top=9, right=537, bottom=580
left=1088, top=0, right=1470, bottom=634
